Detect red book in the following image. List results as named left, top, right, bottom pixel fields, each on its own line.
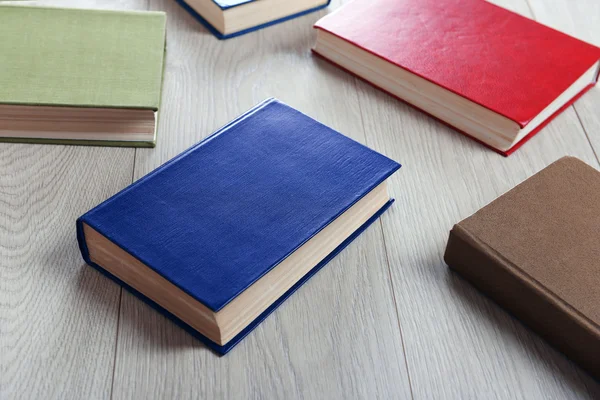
left=313, top=0, right=600, bottom=156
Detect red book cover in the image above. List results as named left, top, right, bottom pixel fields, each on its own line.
left=313, top=0, right=600, bottom=155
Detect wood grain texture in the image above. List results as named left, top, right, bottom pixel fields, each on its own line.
left=0, top=2, right=143, bottom=400
left=0, top=144, right=135, bottom=400
left=358, top=79, right=600, bottom=400
left=2, top=0, right=600, bottom=399
left=526, top=0, right=600, bottom=162
left=110, top=1, right=412, bottom=399
left=351, top=0, right=600, bottom=397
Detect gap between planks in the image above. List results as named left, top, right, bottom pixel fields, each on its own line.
left=355, top=83, right=416, bottom=400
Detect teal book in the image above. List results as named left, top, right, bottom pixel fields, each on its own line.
left=0, top=6, right=167, bottom=147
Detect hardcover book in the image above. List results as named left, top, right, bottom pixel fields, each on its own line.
left=0, top=6, right=166, bottom=147
left=313, top=0, right=600, bottom=156
left=445, top=157, right=600, bottom=379
left=176, top=0, right=330, bottom=39
left=77, top=98, right=401, bottom=354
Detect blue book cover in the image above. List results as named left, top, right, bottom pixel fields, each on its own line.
left=77, top=98, right=401, bottom=354
left=176, top=0, right=331, bottom=39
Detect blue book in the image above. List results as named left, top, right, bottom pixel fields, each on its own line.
left=77, top=98, right=401, bottom=354
left=176, top=0, right=331, bottom=39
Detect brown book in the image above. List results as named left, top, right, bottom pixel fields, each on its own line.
left=444, top=156, right=600, bottom=379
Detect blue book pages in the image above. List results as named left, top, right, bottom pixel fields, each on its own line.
left=175, top=0, right=331, bottom=39
left=77, top=98, right=400, bottom=353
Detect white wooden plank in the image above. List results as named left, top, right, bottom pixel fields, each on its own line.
left=4, top=0, right=598, bottom=398
left=0, top=2, right=145, bottom=399
left=110, top=1, right=413, bottom=399
left=353, top=1, right=600, bottom=397
left=0, top=144, right=135, bottom=399
left=359, top=90, right=600, bottom=399
left=526, top=0, right=600, bottom=160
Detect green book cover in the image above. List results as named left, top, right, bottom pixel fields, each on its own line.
left=0, top=5, right=166, bottom=110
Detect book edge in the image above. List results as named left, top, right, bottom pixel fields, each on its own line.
left=209, top=163, right=399, bottom=311
left=465, top=156, right=593, bottom=221
left=77, top=98, right=281, bottom=309
left=503, top=82, right=597, bottom=155
left=445, top=224, right=600, bottom=378
left=0, top=103, right=160, bottom=110
left=0, top=7, right=166, bottom=110
left=79, top=98, right=277, bottom=220
left=311, top=50, right=509, bottom=156
left=78, top=199, right=394, bottom=355
left=0, top=137, right=156, bottom=147
left=82, top=157, right=399, bottom=312
left=177, top=0, right=331, bottom=39
left=311, top=50, right=598, bottom=157
left=313, top=16, right=600, bottom=128
left=448, top=224, right=600, bottom=337
left=0, top=4, right=166, bottom=17
left=77, top=98, right=400, bottom=312
left=212, top=0, right=254, bottom=11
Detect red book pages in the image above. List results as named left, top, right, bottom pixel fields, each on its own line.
left=314, top=0, right=600, bottom=155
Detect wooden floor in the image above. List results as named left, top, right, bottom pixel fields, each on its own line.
left=1, top=0, right=599, bottom=398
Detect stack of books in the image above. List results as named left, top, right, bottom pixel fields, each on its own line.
left=2, top=0, right=600, bottom=377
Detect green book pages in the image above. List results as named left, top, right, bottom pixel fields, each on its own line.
left=0, top=5, right=166, bottom=147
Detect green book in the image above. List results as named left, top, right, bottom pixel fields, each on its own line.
left=0, top=5, right=166, bottom=147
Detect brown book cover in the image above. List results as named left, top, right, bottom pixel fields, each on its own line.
left=444, top=156, right=600, bottom=379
